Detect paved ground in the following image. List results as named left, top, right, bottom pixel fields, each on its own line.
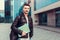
left=32, top=26, right=60, bottom=40
left=0, top=23, right=11, bottom=40
left=0, top=23, right=60, bottom=40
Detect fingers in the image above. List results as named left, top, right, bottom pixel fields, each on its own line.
left=22, top=32, right=26, bottom=36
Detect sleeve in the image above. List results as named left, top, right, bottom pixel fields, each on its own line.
left=30, top=17, right=33, bottom=37
left=11, top=16, right=22, bottom=35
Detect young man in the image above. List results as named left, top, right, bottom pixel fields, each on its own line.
left=10, top=3, right=33, bottom=40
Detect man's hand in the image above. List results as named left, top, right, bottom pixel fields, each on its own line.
left=22, top=32, right=26, bottom=36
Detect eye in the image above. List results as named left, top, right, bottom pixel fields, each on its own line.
left=28, top=8, right=30, bottom=9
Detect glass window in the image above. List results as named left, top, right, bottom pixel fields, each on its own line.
left=39, top=13, right=47, bottom=25
left=34, top=0, right=59, bottom=11
left=0, top=0, right=13, bottom=23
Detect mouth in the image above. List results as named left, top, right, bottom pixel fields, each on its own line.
left=26, top=11, right=29, bottom=13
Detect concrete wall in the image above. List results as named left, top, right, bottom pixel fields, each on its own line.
left=34, top=14, right=39, bottom=25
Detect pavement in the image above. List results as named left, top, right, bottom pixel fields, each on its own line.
left=0, top=23, right=60, bottom=40
left=34, top=25, right=60, bottom=33
left=32, top=27, right=60, bottom=40
left=0, top=23, right=11, bottom=40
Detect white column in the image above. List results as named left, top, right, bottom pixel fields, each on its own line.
left=31, top=0, right=36, bottom=25
left=0, top=0, right=4, bottom=11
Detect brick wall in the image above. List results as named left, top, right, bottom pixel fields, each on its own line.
left=47, top=10, right=56, bottom=27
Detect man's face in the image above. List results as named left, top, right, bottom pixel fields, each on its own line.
left=23, top=6, right=30, bottom=14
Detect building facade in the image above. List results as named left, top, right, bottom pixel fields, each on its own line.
left=0, top=0, right=29, bottom=23
left=1, top=0, right=60, bottom=27
left=31, top=0, right=60, bottom=27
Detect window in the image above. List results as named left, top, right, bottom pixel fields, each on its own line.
left=34, top=0, right=59, bottom=11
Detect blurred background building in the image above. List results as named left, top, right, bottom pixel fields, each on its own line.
left=0, top=0, right=60, bottom=27
left=0, top=0, right=30, bottom=23
left=31, top=0, right=60, bottom=27
left=0, top=0, right=4, bottom=23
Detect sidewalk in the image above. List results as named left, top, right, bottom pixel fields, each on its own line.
left=0, top=23, right=60, bottom=40
left=34, top=25, right=60, bottom=33
left=32, top=27, right=60, bottom=40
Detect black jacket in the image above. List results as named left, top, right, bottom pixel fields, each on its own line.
left=10, top=13, right=33, bottom=40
